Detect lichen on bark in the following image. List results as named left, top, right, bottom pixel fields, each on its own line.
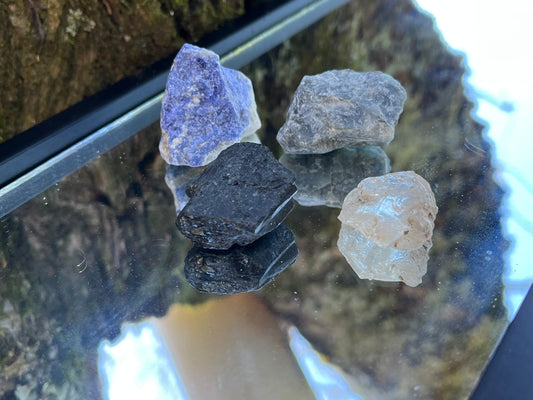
left=0, top=0, right=245, bottom=143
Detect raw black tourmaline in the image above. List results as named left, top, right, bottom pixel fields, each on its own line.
left=184, top=224, right=298, bottom=294
left=176, top=142, right=297, bottom=249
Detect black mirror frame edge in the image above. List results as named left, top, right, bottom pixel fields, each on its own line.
left=470, top=284, right=533, bottom=400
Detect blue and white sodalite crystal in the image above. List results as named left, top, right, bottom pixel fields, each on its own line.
left=160, top=44, right=261, bottom=166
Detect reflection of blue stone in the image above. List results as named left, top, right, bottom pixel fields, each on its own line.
left=160, top=44, right=261, bottom=166
left=164, top=165, right=205, bottom=214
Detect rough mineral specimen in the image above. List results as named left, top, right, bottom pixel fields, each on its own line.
left=339, top=171, right=438, bottom=251
left=184, top=224, right=298, bottom=294
left=176, top=142, right=297, bottom=249
left=337, top=171, right=438, bottom=286
left=160, top=44, right=261, bottom=166
left=280, top=146, right=390, bottom=208
left=277, top=70, right=407, bottom=154
left=164, top=135, right=261, bottom=214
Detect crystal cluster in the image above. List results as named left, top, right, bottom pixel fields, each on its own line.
left=176, top=142, right=296, bottom=250
left=160, top=44, right=261, bottom=167
left=337, top=171, right=438, bottom=286
left=277, top=70, right=407, bottom=154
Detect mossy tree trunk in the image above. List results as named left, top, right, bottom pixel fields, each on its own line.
left=0, top=0, right=245, bottom=143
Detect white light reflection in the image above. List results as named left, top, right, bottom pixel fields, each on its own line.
left=288, top=326, right=363, bottom=400
left=97, top=322, right=188, bottom=400
left=414, top=0, right=533, bottom=318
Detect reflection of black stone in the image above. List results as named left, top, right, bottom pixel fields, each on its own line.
left=176, top=142, right=297, bottom=249
left=280, top=146, right=390, bottom=208
left=184, top=224, right=298, bottom=294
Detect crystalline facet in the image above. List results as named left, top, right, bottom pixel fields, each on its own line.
left=337, top=225, right=429, bottom=287
left=337, top=171, right=437, bottom=286
left=176, top=142, right=296, bottom=250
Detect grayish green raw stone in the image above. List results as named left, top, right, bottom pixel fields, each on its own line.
left=277, top=70, right=407, bottom=154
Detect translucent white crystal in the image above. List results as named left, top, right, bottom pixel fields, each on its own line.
left=338, top=171, right=437, bottom=251
left=338, top=225, right=429, bottom=287
left=337, top=171, right=437, bottom=286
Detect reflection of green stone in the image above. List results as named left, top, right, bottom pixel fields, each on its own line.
left=280, top=146, right=390, bottom=208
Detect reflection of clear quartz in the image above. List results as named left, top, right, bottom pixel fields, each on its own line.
left=337, top=171, right=437, bottom=286
left=338, top=226, right=430, bottom=287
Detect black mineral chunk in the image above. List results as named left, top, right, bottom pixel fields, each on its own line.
left=184, top=224, right=298, bottom=294
left=176, top=142, right=297, bottom=249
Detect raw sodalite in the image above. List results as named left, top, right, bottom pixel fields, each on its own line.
left=184, top=224, right=298, bottom=294
left=339, top=171, right=438, bottom=251
left=337, top=171, right=438, bottom=287
left=280, top=146, right=390, bottom=208
left=176, top=142, right=297, bottom=249
left=160, top=44, right=261, bottom=166
left=277, top=70, right=407, bottom=154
